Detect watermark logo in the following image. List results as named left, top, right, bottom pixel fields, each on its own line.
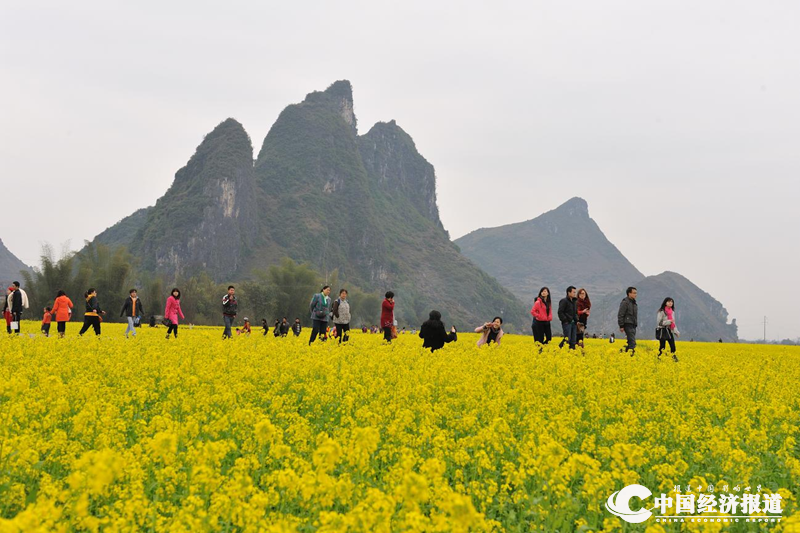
left=605, top=483, right=784, bottom=525
left=605, top=484, right=653, bottom=524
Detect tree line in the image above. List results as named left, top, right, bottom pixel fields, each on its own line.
left=21, top=243, right=383, bottom=327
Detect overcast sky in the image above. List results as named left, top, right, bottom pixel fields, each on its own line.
left=2, top=1, right=798, bottom=340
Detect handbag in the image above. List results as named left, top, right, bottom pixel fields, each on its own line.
left=577, top=322, right=586, bottom=334
left=133, top=316, right=141, bottom=326
left=391, top=325, right=398, bottom=339
left=162, top=317, right=172, bottom=327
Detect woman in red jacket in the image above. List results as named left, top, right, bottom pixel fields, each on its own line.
left=531, top=287, right=553, bottom=345
left=164, top=288, right=185, bottom=339
left=380, top=291, right=395, bottom=343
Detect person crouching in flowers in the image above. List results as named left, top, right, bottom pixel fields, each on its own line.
left=419, top=310, right=457, bottom=352
left=164, top=288, right=185, bottom=339
left=79, top=288, right=104, bottom=336
left=656, top=297, right=679, bottom=362
left=237, top=317, right=251, bottom=336
left=475, top=316, right=504, bottom=346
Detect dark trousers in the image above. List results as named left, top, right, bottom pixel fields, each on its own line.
left=57, top=321, right=67, bottom=335
left=167, top=324, right=178, bottom=337
left=658, top=329, right=676, bottom=354
left=532, top=320, right=552, bottom=344
left=42, top=323, right=51, bottom=336
left=309, top=320, right=327, bottom=344
left=79, top=316, right=101, bottom=336
left=383, top=326, right=393, bottom=343
left=336, top=322, right=350, bottom=343
left=623, top=325, right=637, bottom=352
left=559, top=322, right=577, bottom=349
left=11, top=312, right=21, bottom=334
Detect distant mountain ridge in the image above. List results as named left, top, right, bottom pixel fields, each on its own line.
left=0, top=238, right=31, bottom=285
left=454, top=198, right=737, bottom=342
left=88, top=81, right=527, bottom=330
left=455, top=197, right=643, bottom=301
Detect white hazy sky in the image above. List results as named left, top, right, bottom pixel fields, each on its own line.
left=2, top=1, right=798, bottom=340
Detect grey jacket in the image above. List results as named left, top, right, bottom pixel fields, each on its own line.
left=332, top=298, right=351, bottom=325
left=617, top=297, right=638, bottom=327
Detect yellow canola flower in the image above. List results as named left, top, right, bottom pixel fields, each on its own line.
left=0, top=322, right=797, bottom=531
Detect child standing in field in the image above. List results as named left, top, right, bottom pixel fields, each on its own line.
left=656, top=297, right=679, bottom=362
left=41, top=307, right=52, bottom=336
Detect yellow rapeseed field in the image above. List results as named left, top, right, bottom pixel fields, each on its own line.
left=1, top=321, right=799, bottom=532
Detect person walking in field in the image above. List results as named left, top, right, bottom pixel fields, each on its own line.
left=475, top=316, right=504, bottom=346
left=222, top=285, right=238, bottom=339
left=381, top=291, right=395, bottom=343
left=3, top=286, right=13, bottom=334
left=292, top=318, right=302, bottom=337
left=419, top=310, right=458, bottom=352
left=531, top=287, right=553, bottom=344
left=164, top=288, right=185, bottom=339
left=79, top=288, right=104, bottom=336
left=308, top=285, right=332, bottom=345
left=280, top=317, right=290, bottom=337
left=51, top=290, right=73, bottom=338
left=41, top=307, right=53, bottom=336
left=120, top=289, right=144, bottom=338
left=576, top=288, right=591, bottom=348
left=332, top=289, right=351, bottom=344
left=557, top=286, right=579, bottom=350
left=8, top=282, right=25, bottom=334
left=261, top=318, right=269, bottom=336
left=656, top=297, right=679, bottom=362
left=618, top=287, right=638, bottom=355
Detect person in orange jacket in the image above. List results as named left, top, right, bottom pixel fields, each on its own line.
left=51, top=290, right=74, bottom=338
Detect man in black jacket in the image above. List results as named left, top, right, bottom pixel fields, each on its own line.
left=419, top=310, right=457, bottom=352
left=617, top=287, right=639, bottom=355
left=120, top=289, right=144, bottom=338
left=557, top=286, right=578, bottom=350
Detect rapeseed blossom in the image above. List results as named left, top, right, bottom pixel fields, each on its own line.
left=0, top=321, right=798, bottom=531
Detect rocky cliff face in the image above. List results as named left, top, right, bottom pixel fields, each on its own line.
left=89, top=80, right=527, bottom=329
left=359, top=120, right=443, bottom=230
left=130, top=118, right=258, bottom=282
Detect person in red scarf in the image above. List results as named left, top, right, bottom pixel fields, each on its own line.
left=576, top=288, right=591, bottom=348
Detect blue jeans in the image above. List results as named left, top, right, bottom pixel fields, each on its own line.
left=560, top=322, right=577, bottom=349
left=125, top=317, right=137, bottom=337
left=223, top=315, right=234, bottom=338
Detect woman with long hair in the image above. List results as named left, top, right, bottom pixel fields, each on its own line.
left=164, top=288, right=185, bottom=339
left=656, top=297, right=679, bottom=362
left=531, top=287, right=553, bottom=344
left=576, top=288, right=591, bottom=347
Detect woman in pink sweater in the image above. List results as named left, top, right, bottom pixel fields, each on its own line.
left=164, top=288, right=185, bottom=339
left=531, top=287, right=553, bottom=345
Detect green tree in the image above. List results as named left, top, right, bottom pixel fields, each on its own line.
left=268, top=258, right=321, bottom=325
